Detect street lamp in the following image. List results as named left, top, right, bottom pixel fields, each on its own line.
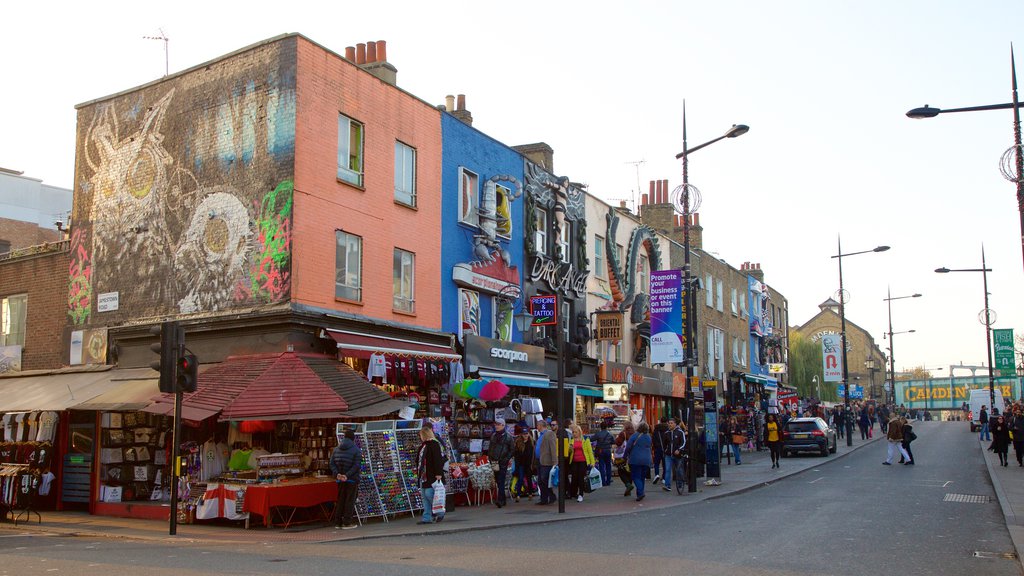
left=907, top=47, right=1024, bottom=272
left=864, top=359, right=878, bottom=400
left=935, top=246, right=997, bottom=412
left=812, top=375, right=820, bottom=402
left=674, top=103, right=748, bottom=493
left=831, top=238, right=889, bottom=445
left=883, top=289, right=922, bottom=405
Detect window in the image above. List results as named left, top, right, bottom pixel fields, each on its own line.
left=732, top=336, right=740, bottom=364
left=459, top=289, right=480, bottom=341
left=393, top=249, right=415, bottom=313
left=493, top=297, right=512, bottom=341
left=731, top=288, right=738, bottom=315
left=334, top=231, right=362, bottom=301
left=534, top=210, right=548, bottom=254
left=616, top=244, right=624, bottom=268
left=716, top=280, right=724, bottom=312
left=394, top=141, right=416, bottom=206
left=705, top=274, right=713, bottom=307
left=562, top=301, right=571, bottom=343
left=741, top=340, right=748, bottom=367
left=594, top=236, right=605, bottom=278
left=638, top=256, right=649, bottom=293
left=740, top=293, right=747, bottom=318
left=706, top=327, right=714, bottom=372
left=0, top=240, right=9, bottom=255
left=0, top=294, right=27, bottom=347
left=459, top=167, right=479, bottom=226
left=558, top=221, right=571, bottom=263
left=495, top=185, right=512, bottom=238
left=337, top=114, right=364, bottom=186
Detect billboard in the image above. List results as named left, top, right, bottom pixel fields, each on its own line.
left=649, top=270, right=683, bottom=364
left=821, top=333, right=843, bottom=382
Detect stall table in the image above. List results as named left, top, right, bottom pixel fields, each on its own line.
left=243, top=478, right=337, bottom=528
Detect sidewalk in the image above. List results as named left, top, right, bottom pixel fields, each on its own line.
left=0, top=434, right=881, bottom=545
left=980, top=436, right=1024, bottom=561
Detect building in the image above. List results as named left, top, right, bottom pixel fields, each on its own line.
left=0, top=168, right=72, bottom=255
left=792, top=298, right=887, bottom=400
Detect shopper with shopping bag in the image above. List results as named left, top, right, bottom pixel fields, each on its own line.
left=416, top=425, right=446, bottom=524
left=563, top=424, right=594, bottom=503
left=535, top=419, right=558, bottom=505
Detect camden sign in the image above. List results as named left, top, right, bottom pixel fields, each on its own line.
left=529, top=255, right=588, bottom=298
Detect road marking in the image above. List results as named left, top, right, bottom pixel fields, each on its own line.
left=943, top=481, right=952, bottom=487
left=809, top=477, right=825, bottom=484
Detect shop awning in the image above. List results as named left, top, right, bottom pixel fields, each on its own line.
left=323, top=329, right=460, bottom=360
left=743, top=373, right=778, bottom=386
left=71, top=367, right=161, bottom=411
left=575, top=387, right=604, bottom=398
left=0, top=365, right=117, bottom=412
left=478, top=369, right=550, bottom=390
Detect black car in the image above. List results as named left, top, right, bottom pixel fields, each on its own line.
left=782, top=417, right=837, bottom=457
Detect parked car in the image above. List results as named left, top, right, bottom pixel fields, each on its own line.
left=782, top=417, right=837, bottom=457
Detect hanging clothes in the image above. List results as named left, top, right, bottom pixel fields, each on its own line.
left=448, top=361, right=464, bottom=392
left=367, top=353, right=388, bottom=383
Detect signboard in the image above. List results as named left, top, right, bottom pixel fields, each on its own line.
left=594, top=311, right=623, bottom=342
left=464, top=334, right=546, bottom=376
left=837, top=384, right=863, bottom=399
left=821, top=334, right=843, bottom=382
left=0, top=345, right=22, bottom=374
left=604, top=361, right=678, bottom=398
left=649, top=270, right=684, bottom=364
left=97, top=291, right=119, bottom=312
left=603, top=384, right=629, bottom=402
left=776, top=387, right=799, bottom=412
left=530, top=295, right=557, bottom=326
left=768, top=363, right=786, bottom=374
left=994, top=329, right=1016, bottom=376
left=896, top=377, right=1021, bottom=410
left=704, top=387, right=720, bottom=480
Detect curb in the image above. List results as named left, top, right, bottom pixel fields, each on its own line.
left=979, top=437, right=1024, bottom=564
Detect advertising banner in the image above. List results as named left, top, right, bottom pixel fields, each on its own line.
left=994, top=329, right=1016, bottom=376
left=821, top=334, right=843, bottom=382
left=649, top=270, right=684, bottom=364
left=896, top=376, right=1022, bottom=410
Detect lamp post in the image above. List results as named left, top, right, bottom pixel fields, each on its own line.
left=885, top=331, right=915, bottom=404
left=935, top=246, right=997, bottom=411
left=884, top=289, right=922, bottom=405
left=907, top=47, right=1024, bottom=272
left=674, top=103, right=748, bottom=493
left=831, top=238, right=890, bottom=445
left=812, top=375, right=820, bottom=402
left=864, top=359, right=877, bottom=400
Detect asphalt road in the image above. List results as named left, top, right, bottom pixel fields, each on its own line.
left=1, top=421, right=1019, bottom=576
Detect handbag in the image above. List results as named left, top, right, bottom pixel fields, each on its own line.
left=731, top=434, right=746, bottom=445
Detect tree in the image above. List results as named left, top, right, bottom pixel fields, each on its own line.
left=789, top=333, right=836, bottom=401
left=902, top=366, right=934, bottom=381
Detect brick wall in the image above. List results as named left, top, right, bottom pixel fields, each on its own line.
left=0, top=217, right=61, bottom=252
left=0, top=244, right=70, bottom=370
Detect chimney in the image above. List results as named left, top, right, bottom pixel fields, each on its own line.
left=642, top=193, right=649, bottom=205
left=512, top=142, right=555, bottom=172
left=450, top=93, right=473, bottom=126
left=445, top=94, right=455, bottom=112
left=345, top=46, right=356, bottom=61
left=639, top=178, right=675, bottom=236
left=358, top=40, right=398, bottom=86
left=689, top=212, right=703, bottom=250
left=619, top=200, right=627, bottom=209
left=747, top=262, right=765, bottom=282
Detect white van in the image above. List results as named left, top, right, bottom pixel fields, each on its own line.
left=968, top=388, right=1004, bottom=432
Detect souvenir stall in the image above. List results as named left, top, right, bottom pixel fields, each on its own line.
left=1, top=411, right=61, bottom=519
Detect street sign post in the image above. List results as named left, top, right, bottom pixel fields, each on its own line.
left=994, top=329, right=1016, bottom=376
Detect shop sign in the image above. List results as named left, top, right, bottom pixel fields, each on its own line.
left=994, top=329, right=1016, bottom=376
left=530, top=295, right=557, bottom=326
left=821, top=334, right=843, bottom=382
left=604, top=383, right=629, bottom=402
left=605, top=361, right=676, bottom=397
left=595, top=311, right=623, bottom=341
left=529, top=255, right=588, bottom=298
left=452, top=263, right=519, bottom=296
left=649, top=270, right=683, bottom=364
left=769, top=363, right=786, bottom=374
left=464, top=334, right=546, bottom=375
left=837, top=384, right=863, bottom=399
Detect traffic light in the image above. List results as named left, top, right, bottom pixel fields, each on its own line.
left=149, top=322, right=179, bottom=394
left=564, top=342, right=584, bottom=378
left=177, top=353, right=198, bottom=393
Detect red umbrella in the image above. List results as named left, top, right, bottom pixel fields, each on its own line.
left=478, top=379, right=510, bottom=402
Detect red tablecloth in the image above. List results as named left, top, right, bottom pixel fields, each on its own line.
left=243, top=480, right=337, bottom=526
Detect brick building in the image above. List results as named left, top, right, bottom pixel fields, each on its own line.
left=0, top=241, right=69, bottom=372
left=0, top=168, right=72, bottom=254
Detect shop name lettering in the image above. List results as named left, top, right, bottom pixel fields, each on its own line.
left=904, top=385, right=1014, bottom=402
left=490, top=347, right=529, bottom=364
left=529, top=256, right=587, bottom=297
left=609, top=367, right=644, bottom=386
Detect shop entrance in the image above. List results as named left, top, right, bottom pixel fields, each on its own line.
left=61, top=411, right=94, bottom=510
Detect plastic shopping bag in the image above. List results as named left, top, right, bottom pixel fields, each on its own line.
left=588, top=467, right=602, bottom=491
left=431, top=480, right=446, bottom=515
left=549, top=465, right=559, bottom=488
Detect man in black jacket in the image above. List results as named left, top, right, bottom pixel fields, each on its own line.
left=661, top=418, right=686, bottom=494
left=488, top=419, right=515, bottom=507
left=329, top=429, right=361, bottom=529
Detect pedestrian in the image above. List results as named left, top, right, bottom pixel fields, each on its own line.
left=833, top=407, right=845, bottom=439
left=615, top=421, right=636, bottom=496
left=625, top=421, right=653, bottom=502
left=564, top=424, right=594, bottom=502
left=1010, top=407, right=1024, bottom=467
left=535, top=419, right=557, bottom=505
left=512, top=424, right=535, bottom=501
left=329, top=428, right=361, bottom=530
left=415, top=425, right=445, bottom=524
left=979, top=405, right=991, bottom=442
left=858, top=407, right=869, bottom=440
left=487, top=419, right=514, bottom=508
left=992, top=415, right=1011, bottom=467
left=652, top=417, right=668, bottom=485
left=662, top=418, right=686, bottom=494
left=883, top=415, right=911, bottom=466
left=729, top=416, right=745, bottom=465
left=591, top=421, right=615, bottom=487
left=901, top=419, right=916, bottom=465
left=765, top=413, right=783, bottom=469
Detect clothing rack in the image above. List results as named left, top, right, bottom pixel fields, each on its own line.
left=0, top=463, right=39, bottom=525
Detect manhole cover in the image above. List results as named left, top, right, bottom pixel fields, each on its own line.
left=974, top=551, right=1018, bottom=559
left=944, top=493, right=990, bottom=504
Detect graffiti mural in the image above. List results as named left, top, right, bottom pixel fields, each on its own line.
left=71, top=39, right=296, bottom=323
left=604, top=206, right=663, bottom=363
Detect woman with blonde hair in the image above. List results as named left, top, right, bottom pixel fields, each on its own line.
left=563, top=424, right=595, bottom=502
left=416, top=424, right=445, bottom=524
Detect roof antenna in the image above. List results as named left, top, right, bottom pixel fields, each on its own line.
left=143, top=28, right=170, bottom=76
left=625, top=159, right=646, bottom=211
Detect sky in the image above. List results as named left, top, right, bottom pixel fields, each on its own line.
left=2, top=0, right=1023, bottom=379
